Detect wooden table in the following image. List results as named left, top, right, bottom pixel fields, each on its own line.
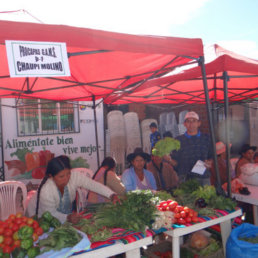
left=72, top=236, right=153, bottom=258
left=165, top=209, right=242, bottom=258
left=232, top=184, right=258, bottom=225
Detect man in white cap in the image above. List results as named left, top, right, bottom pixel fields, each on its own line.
left=171, top=111, right=212, bottom=184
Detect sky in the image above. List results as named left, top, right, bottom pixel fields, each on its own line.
left=1, top=0, right=258, bottom=59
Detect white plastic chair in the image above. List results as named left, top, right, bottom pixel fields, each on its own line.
left=0, top=181, right=27, bottom=220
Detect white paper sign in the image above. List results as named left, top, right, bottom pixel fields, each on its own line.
left=5, top=40, right=71, bottom=77
left=191, top=160, right=206, bottom=175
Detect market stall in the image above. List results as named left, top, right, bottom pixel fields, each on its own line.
left=232, top=184, right=258, bottom=226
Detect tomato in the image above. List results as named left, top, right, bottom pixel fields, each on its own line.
left=168, top=201, right=178, bottom=211
left=174, top=213, right=181, bottom=219
left=185, top=217, right=192, bottom=223
left=35, top=227, right=44, bottom=236
left=32, top=221, right=39, bottom=229
left=16, top=212, right=23, bottom=218
left=178, top=218, right=186, bottom=224
left=32, top=233, right=38, bottom=242
left=0, top=243, right=3, bottom=248
left=159, top=201, right=168, bottom=206
left=0, top=226, right=4, bottom=235
left=12, top=223, right=19, bottom=232
left=3, top=245, right=12, bottom=254
left=21, top=216, right=28, bottom=223
left=173, top=207, right=179, bottom=213
left=177, top=205, right=184, bottom=212
left=0, top=235, right=4, bottom=244
left=4, top=229, right=13, bottom=237
left=15, top=218, right=22, bottom=225
left=188, top=211, right=194, bottom=217
left=4, top=236, right=13, bottom=246
left=183, top=207, right=190, bottom=214
left=8, top=214, right=16, bottom=221
left=27, top=218, right=34, bottom=226
left=191, top=216, right=199, bottom=223
left=180, top=211, right=187, bottom=218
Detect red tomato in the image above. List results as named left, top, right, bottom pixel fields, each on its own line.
left=168, top=201, right=178, bottom=211
left=183, top=207, right=190, bottom=214
left=191, top=216, right=199, bottom=223
left=21, top=216, right=28, bottom=223
left=180, top=211, right=187, bottom=218
left=8, top=214, right=16, bottom=221
left=3, top=245, right=12, bottom=254
left=35, top=227, right=44, bottom=236
left=159, top=201, right=168, bottom=207
left=0, top=243, right=3, bottom=248
left=178, top=218, right=186, bottom=224
left=173, top=207, right=179, bottom=213
left=32, top=221, right=39, bottom=229
left=174, top=213, right=181, bottom=219
left=177, top=205, right=184, bottom=212
left=12, top=223, right=19, bottom=232
left=4, top=236, right=13, bottom=246
left=15, top=218, right=22, bottom=225
left=4, top=229, right=13, bottom=237
left=185, top=217, right=192, bottom=223
left=0, top=226, right=4, bottom=235
left=188, top=211, right=194, bottom=217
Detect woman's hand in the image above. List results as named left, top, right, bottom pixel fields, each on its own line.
left=110, top=193, right=121, bottom=204
left=67, top=213, right=82, bottom=224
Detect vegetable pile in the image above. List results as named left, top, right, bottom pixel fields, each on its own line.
left=38, top=224, right=82, bottom=253
left=157, top=200, right=199, bottom=225
left=0, top=212, right=44, bottom=257
left=173, top=180, right=237, bottom=216
left=71, top=218, right=113, bottom=242
left=94, top=190, right=159, bottom=232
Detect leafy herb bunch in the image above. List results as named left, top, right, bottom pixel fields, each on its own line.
left=94, top=190, right=159, bottom=233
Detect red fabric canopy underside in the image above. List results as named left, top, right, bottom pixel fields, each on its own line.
left=111, top=44, right=258, bottom=104
left=0, top=20, right=203, bottom=102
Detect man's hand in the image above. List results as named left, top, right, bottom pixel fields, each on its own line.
left=163, top=155, right=177, bottom=167
left=204, top=159, right=212, bottom=169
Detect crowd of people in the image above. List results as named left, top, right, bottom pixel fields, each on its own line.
left=27, top=111, right=257, bottom=224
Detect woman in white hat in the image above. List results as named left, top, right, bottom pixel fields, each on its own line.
left=210, top=141, right=233, bottom=186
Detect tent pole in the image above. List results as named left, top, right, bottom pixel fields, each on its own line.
left=223, top=71, right=232, bottom=197
left=92, top=96, right=100, bottom=168
left=199, top=56, right=223, bottom=194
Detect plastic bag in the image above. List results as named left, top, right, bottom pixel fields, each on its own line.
left=226, top=223, right=258, bottom=258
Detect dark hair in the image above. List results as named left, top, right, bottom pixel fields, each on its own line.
left=163, top=131, right=172, bottom=138
left=35, top=155, right=71, bottom=216
left=101, top=157, right=116, bottom=170
left=149, top=122, right=157, bottom=128
left=254, top=152, right=258, bottom=160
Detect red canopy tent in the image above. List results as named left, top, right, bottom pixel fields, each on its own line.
left=109, top=44, right=258, bottom=105
left=0, top=20, right=204, bottom=102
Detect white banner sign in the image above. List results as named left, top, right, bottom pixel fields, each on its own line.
left=5, top=40, right=71, bottom=77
